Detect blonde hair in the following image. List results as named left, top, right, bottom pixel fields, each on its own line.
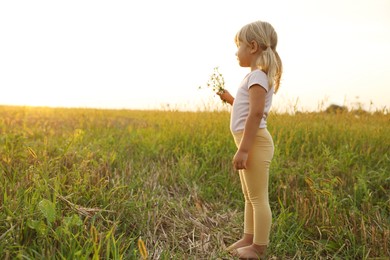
left=235, top=21, right=283, bottom=93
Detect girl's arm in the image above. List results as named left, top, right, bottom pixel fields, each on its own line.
left=233, top=84, right=266, bottom=170
left=217, top=90, right=234, bottom=105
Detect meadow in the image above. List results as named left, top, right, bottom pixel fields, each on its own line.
left=0, top=105, right=389, bottom=259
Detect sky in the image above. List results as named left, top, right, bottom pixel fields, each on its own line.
left=1, top=0, right=389, bottom=112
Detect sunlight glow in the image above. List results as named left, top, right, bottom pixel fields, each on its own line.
left=1, top=0, right=389, bottom=112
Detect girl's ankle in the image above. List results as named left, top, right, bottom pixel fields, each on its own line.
left=242, top=233, right=254, bottom=243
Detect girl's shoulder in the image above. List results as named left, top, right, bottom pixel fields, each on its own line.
left=245, top=69, right=267, bottom=83
left=248, top=69, right=267, bottom=78
left=246, top=69, right=269, bottom=90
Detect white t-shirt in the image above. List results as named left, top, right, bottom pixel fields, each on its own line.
left=230, top=69, right=273, bottom=133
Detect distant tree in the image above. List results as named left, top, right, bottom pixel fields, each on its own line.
left=325, top=104, right=348, bottom=113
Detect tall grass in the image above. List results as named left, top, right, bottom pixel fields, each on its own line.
left=0, top=106, right=388, bottom=259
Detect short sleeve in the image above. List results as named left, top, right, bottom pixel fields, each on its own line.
left=247, top=70, right=269, bottom=92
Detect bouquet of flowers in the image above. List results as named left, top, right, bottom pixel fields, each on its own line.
left=199, top=67, right=226, bottom=104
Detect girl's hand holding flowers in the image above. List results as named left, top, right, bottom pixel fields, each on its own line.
left=217, top=89, right=234, bottom=105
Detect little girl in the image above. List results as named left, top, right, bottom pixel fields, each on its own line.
left=218, top=20, right=282, bottom=259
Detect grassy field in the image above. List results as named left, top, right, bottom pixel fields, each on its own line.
left=0, top=105, right=389, bottom=259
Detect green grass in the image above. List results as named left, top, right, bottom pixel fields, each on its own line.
left=0, top=106, right=389, bottom=259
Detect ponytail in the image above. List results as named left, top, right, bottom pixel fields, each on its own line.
left=273, top=50, right=282, bottom=93
left=258, top=47, right=282, bottom=93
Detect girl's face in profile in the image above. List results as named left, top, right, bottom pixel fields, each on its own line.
left=235, top=40, right=252, bottom=68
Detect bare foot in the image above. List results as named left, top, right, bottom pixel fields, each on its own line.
left=226, top=239, right=252, bottom=252
left=234, top=244, right=267, bottom=259
left=226, top=234, right=253, bottom=252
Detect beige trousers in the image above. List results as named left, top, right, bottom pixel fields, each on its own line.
left=233, top=128, right=274, bottom=245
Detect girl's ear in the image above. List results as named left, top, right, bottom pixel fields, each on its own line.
left=250, top=40, right=259, bottom=54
